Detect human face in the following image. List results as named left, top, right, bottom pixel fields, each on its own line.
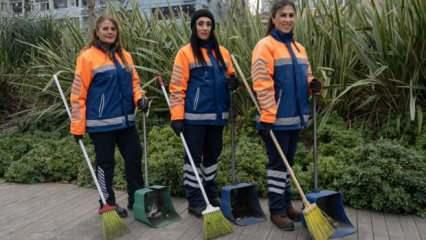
left=96, top=19, right=117, bottom=45
left=196, top=17, right=212, bottom=40
left=272, top=5, right=296, bottom=33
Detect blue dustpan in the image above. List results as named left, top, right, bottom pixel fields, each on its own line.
left=306, top=95, right=356, bottom=238
left=220, top=93, right=266, bottom=225
left=306, top=190, right=356, bottom=238
left=221, top=182, right=266, bottom=225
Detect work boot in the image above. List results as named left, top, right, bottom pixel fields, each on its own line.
left=188, top=205, right=206, bottom=218
left=287, top=203, right=302, bottom=222
left=99, top=204, right=128, bottom=218
left=270, top=214, right=295, bottom=231
left=114, top=204, right=128, bottom=218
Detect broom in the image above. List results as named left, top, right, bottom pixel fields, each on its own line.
left=53, top=72, right=129, bottom=240
left=158, top=75, right=233, bottom=240
left=231, top=55, right=334, bottom=240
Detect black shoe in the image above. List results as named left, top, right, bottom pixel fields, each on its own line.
left=188, top=205, right=205, bottom=218
left=114, top=205, right=128, bottom=218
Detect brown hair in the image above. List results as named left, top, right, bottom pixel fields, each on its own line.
left=88, top=15, right=129, bottom=68
left=265, top=0, right=299, bottom=52
left=265, top=0, right=297, bottom=35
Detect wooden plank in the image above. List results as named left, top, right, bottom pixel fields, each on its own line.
left=385, top=214, right=404, bottom=240
left=357, top=209, right=374, bottom=240
left=266, top=225, right=284, bottom=240
left=0, top=183, right=60, bottom=217
left=5, top=185, right=93, bottom=238
left=0, top=183, right=50, bottom=206
left=400, top=215, right=421, bottom=240
left=413, top=216, right=426, bottom=240
left=295, top=222, right=310, bottom=240
left=371, top=211, right=389, bottom=240
left=53, top=191, right=128, bottom=240
left=340, top=207, right=358, bottom=240
left=236, top=216, right=272, bottom=240
left=0, top=184, right=77, bottom=234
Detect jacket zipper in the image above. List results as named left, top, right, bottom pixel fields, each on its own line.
left=193, top=87, right=200, bottom=111
left=98, top=94, right=105, bottom=118
left=276, top=90, right=283, bottom=109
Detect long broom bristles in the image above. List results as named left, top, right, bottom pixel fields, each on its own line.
left=101, top=211, right=130, bottom=240
left=203, top=206, right=233, bottom=240
left=303, top=203, right=334, bottom=240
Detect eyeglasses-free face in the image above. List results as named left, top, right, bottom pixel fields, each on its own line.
left=272, top=5, right=296, bottom=33
left=196, top=17, right=213, bottom=40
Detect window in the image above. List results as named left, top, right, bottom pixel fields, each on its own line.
left=1, top=2, right=8, bottom=11
left=54, top=0, right=67, bottom=8
left=10, top=1, right=23, bottom=14
left=35, top=0, right=50, bottom=10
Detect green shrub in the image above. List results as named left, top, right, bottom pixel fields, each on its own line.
left=146, top=126, right=184, bottom=196
left=337, top=140, right=426, bottom=216
left=4, top=136, right=82, bottom=183
left=0, top=134, right=34, bottom=177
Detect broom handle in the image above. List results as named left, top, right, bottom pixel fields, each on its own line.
left=53, top=72, right=107, bottom=205
left=231, top=55, right=311, bottom=206
left=158, top=76, right=212, bottom=207
left=313, top=94, right=318, bottom=192
left=143, top=112, right=149, bottom=187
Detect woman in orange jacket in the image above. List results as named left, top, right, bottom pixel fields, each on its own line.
left=168, top=9, right=238, bottom=217
left=251, top=0, right=321, bottom=231
left=70, top=16, right=149, bottom=217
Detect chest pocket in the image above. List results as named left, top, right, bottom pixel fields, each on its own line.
left=187, top=66, right=215, bottom=112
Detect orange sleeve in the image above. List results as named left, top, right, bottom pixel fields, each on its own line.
left=220, top=47, right=235, bottom=77
left=169, top=49, right=190, bottom=120
left=251, top=41, right=277, bottom=123
left=126, top=52, right=144, bottom=104
left=70, top=52, right=92, bottom=135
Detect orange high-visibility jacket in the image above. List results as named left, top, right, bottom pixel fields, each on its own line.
left=251, top=31, right=313, bottom=130
left=169, top=44, right=235, bottom=125
left=70, top=46, right=143, bottom=135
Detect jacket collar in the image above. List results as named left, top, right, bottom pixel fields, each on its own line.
left=270, top=28, right=293, bottom=44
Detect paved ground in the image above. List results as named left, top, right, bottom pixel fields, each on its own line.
left=0, top=183, right=424, bottom=240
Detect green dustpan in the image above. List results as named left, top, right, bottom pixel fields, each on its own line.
left=133, top=112, right=180, bottom=228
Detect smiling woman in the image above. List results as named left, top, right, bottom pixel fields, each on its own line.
left=69, top=15, right=150, bottom=217
left=95, top=19, right=117, bottom=45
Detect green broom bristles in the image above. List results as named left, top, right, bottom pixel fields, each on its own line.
left=101, top=210, right=130, bottom=240
left=303, top=203, right=334, bottom=240
left=202, top=206, right=233, bottom=240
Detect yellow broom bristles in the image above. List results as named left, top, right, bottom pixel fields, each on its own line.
left=303, top=203, right=334, bottom=240
left=101, top=210, right=130, bottom=240
left=202, top=206, right=233, bottom=240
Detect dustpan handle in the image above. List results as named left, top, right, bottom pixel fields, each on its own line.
left=143, top=112, right=149, bottom=187
left=53, top=72, right=107, bottom=205
left=313, top=94, right=319, bottom=192
left=231, top=55, right=311, bottom=207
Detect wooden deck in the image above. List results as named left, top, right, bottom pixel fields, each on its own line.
left=0, top=183, right=424, bottom=240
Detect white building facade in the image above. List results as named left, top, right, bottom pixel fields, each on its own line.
left=1, top=0, right=229, bottom=24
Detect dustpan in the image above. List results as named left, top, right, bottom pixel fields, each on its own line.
left=305, top=94, right=356, bottom=238
left=220, top=92, right=266, bottom=226
left=133, top=111, right=180, bottom=228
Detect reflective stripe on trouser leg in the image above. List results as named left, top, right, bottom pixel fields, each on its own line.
left=261, top=130, right=300, bottom=214
left=202, top=125, right=223, bottom=201
left=183, top=125, right=207, bottom=208
left=90, top=131, right=117, bottom=206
